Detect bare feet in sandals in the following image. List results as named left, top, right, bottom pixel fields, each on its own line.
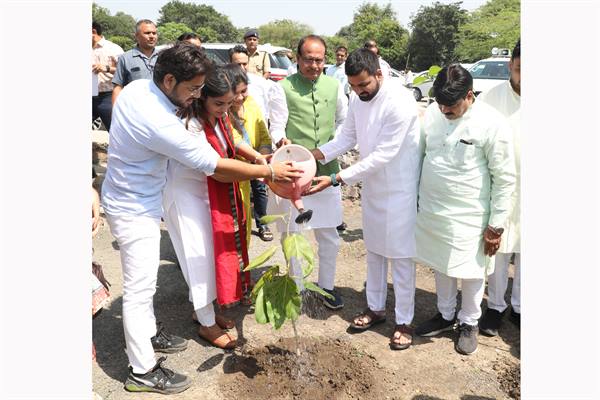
left=390, top=324, right=413, bottom=350
left=198, top=324, right=237, bottom=349
left=349, top=308, right=386, bottom=331
left=192, top=313, right=235, bottom=330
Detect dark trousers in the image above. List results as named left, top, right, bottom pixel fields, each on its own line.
left=92, top=91, right=113, bottom=131
left=251, top=179, right=268, bottom=229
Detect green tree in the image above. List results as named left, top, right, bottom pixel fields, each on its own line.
left=109, top=35, right=135, bottom=51
left=257, top=19, right=313, bottom=50
left=407, top=2, right=468, bottom=71
left=157, top=22, right=193, bottom=45
left=92, top=3, right=136, bottom=40
left=336, top=2, right=409, bottom=69
left=455, top=0, right=520, bottom=62
left=158, top=0, right=238, bottom=42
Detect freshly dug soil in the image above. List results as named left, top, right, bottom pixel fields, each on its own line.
left=218, top=336, right=393, bottom=400
left=495, top=358, right=521, bottom=399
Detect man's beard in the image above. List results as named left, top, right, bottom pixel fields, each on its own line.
left=358, top=80, right=380, bottom=102
left=166, top=88, right=187, bottom=108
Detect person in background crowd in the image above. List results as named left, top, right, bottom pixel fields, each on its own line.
left=102, top=44, right=301, bottom=394
left=478, top=39, right=521, bottom=336
left=177, top=32, right=202, bottom=48
left=268, top=34, right=347, bottom=310
left=364, top=40, right=391, bottom=78
left=92, top=21, right=123, bottom=131
left=308, top=48, right=421, bottom=350
left=112, top=19, right=159, bottom=104
left=413, top=64, right=516, bottom=356
left=223, top=64, right=273, bottom=245
left=326, top=45, right=350, bottom=96
left=244, top=29, right=270, bottom=79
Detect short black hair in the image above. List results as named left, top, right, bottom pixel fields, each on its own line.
left=222, top=63, right=249, bottom=88
left=345, top=48, right=380, bottom=77
left=229, top=45, right=249, bottom=61
left=297, top=35, right=327, bottom=57
left=432, top=63, right=473, bottom=106
left=335, top=46, right=348, bottom=54
left=364, top=40, right=379, bottom=55
left=92, top=21, right=102, bottom=35
left=177, top=32, right=200, bottom=42
left=135, top=19, right=155, bottom=33
left=153, top=43, right=213, bottom=85
left=511, top=39, right=520, bottom=60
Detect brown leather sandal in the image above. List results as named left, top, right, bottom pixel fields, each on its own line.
left=198, top=325, right=237, bottom=349
left=390, top=324, right=413, bottom=351
left=192, top=312, right=235, bottom=330
left=349, top=308, right=386, bottom=331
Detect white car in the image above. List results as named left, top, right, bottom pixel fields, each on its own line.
left=467, top=57, right=510, bottom=96
left=406, top=71, right=434, bottom=102
left=201, top=43, right=292, bottom=82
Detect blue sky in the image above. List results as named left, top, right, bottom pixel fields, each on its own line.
left=95, top=0, right=489, bottom=36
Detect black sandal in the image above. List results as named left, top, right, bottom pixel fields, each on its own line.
left=258, top=227, right=273, bottom=242
left=349, top=308, right=386, bottom=331
left=390, top=324, right=413, bottom=350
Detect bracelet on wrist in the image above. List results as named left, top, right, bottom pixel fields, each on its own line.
left=267, top=164, right=275, bottom=181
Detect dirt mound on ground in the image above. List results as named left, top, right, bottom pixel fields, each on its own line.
left=218, top=336, right=392, bottom=400
left=494, top=358, right=521, bottom=399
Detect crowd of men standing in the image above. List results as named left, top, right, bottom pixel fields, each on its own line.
left=93, top=19, right=520, bottom=395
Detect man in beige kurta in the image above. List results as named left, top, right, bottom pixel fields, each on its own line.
left=478, top=40, right=521, bottom=336
left=414, top=64, right=516, bottom=355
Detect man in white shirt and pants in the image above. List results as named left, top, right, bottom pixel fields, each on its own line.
left=102, top=44, right=301, bottom=395
left=309, top=48, right=421, bottom=350
left=478, top=40, right=521, bottom=335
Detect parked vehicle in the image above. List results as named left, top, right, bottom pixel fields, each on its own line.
left=202, top=43, right=292, bottom=81
left=467, top=48, right=511, bottom=95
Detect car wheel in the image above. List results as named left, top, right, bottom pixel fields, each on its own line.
left=413, top=88, right=422, bottom=102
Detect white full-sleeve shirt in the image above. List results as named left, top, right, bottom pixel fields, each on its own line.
left=102, top=79, right=220, bottom=217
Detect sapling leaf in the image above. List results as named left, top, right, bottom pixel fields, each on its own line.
left=283, top=233, right=315, bottom=270
left=428, top=65, right=442, bottom=76
left=254, top=287, right=268, bottom=324
left=259, top=214, right=287, bottom=225
left=304, top=281, right=334, bottom=300
left=244, top=246, right=278, bottom=271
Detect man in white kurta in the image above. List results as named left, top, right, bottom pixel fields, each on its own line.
left=414, top=64, right=516, bottom=355
left=310, top=48, right=421, bottom=350
left=478, top=41, right=521, bottom=335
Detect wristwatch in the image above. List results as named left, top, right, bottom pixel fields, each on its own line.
left=330, top=173, right=339, bottom=187
left=105, top=64, right=110, bottom=73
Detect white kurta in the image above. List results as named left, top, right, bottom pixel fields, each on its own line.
left=479, top=81, right=521, bottom=253
left=415, top=101, right=516, bottom=279
left=162, top=118, right=217, bottom=310
left=319, top=80, right=421, bottom=258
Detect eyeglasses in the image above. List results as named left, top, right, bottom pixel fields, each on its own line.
left=186, top=84, right=205, bottom=97
left=300, top=56, right=325, bottom=65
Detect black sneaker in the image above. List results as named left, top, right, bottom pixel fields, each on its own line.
left=124, top=356, right=191, bottom=394
left=151, top=323, right=188, bottom=354
left=415, top=313, right=456, bottom=337
left=320, top=287, right=344, bottom=310
left=509, top=308, right=520, bottom=328
left=479, top=308, right=505, bottom=336
left=336, top=222, right=347, bottom=232
left=456, top=323, right=479, bottom=355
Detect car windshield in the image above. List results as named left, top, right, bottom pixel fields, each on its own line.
left=469, top=60, right=509, bottom=80
left=271, top=52, right=292, bottom=69
left=203, top=48, right=229, bottom=65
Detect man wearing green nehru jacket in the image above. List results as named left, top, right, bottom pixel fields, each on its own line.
left=267, top=34, right=348, bottom=309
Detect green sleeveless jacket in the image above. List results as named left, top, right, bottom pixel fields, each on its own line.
left=279, top=73, right=340, bottom=176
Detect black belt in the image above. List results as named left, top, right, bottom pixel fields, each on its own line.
left=96, top=91, right=113, bottom=96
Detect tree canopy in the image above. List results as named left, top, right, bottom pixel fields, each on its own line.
left=157, top=0, right=239, bottom=42
left=337, top=2, right=409, bottom=69
left=257, top=19, right=313, bottom=51
left=92, top=3, right=136, bottom=49
left=455, top=0, right=521, bottom=62
left=407, top=2, right=468, bottom=71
